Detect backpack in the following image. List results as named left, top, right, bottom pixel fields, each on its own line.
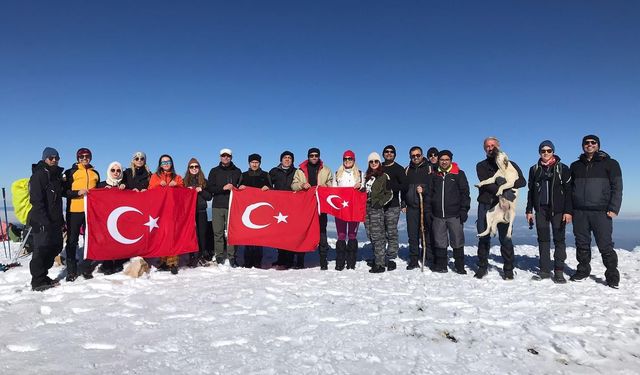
left=11, top=178, right=32, bottom=225
left=533, top=163, right=564, bottom=185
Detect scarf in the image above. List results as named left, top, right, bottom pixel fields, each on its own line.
left=106, top=161, right=123, bottom=187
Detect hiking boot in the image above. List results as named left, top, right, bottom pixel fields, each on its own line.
left=474, top=268, right=487, bottom=279
left=531, top=271, right=552, bottom=281
left=502, top=271, right=514, bottom=280
left=386, top=260, right=396, bottom=271
left=366, top=258, right=375, bottom=267
left=82, top=272, right=94, bottom=280
left=32, top=283, right=56, bottom=292
left=319, top=253, right=328, bottom=270
left=44, top=276, right=60, bottom=286
left=216, top=257, right=225, bottom=265
left=569, top=272, right=589, bottom=282
left=369, top=265, right=385, bottom=273
left=607, top=280, right=619, bottom=289
left=431, top=266, right=448, bottom=273
left=228, top=258, right=238, bottom=268
left=170, top=266, right=179, bottom=275
left=66, top=273, right=78, bottom=282
left=553, top=270, right=567, bottom=284
left=406, top=257, right=419, bottom=270
left=198, top=258, right=211, bottom=267
left=188, top=256, right=198, bottom=268
left=455, top=267, right=467, bottom=275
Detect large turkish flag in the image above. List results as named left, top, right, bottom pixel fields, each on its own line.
left=317, top=186, right=367, bottom=222
left=85, top=188, right=198, bottom=260
left=228, top=187, right=319, bottom=252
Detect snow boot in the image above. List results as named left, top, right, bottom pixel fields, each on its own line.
left=406, top=256, right=419, bottom=270
left=319, top=251, right=328, bottom=270
left=386, top=260, right=396, bottom=271
left=474, top=267, right=487, bottom=279
left=346, top=239, right=358, bottom=269
left=569, top=272, right=589, bottom=282
left=369, top=264, right=385, bottom=273
left=553, top=269, right=566, bottom=284
left=335, top=240, right=346, bottom=271
left=294, top=253, right=305, bottom=269
left=431, top=248, right=448, bottom=273
left=531, top=271, right=552, bottom=281
left=453, top=247, right=466, bottom=274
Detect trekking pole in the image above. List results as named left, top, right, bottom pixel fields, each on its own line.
left=2, top=188, right=10, bottom=258
left=419, top=192, right=427, bottom=273
left=0, top=216, right=7, bottom=258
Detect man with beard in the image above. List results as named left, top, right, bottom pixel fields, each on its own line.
left=269, top=151, right=297, bottom=269
left=381, top=145, right=406, bottom=271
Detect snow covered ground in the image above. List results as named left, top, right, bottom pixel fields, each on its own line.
left=1, top=241, right=639, bottom=375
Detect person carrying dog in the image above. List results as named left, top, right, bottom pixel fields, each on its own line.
left=475, top=137, right=525, bottom=280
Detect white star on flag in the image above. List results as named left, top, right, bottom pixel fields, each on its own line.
left=273, top=212, right=288, bottom=223
left=342, top=201, right=349, bottom=208
left=144, top=216, right=160, bottom=232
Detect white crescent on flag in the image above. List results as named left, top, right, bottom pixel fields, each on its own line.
left=242, top=202, right=273, bottom=229
left=326, top=195, right=342, bottom=210
left=107, top=206, right=144, bottom=245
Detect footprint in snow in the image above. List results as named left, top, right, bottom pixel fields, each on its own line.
left=82, top=343, right=117, bottom=350
left=6, top=344, right=38, bottom=352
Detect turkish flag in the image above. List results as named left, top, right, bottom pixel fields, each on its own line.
left=317, top=186, right=367, bottom=222
left=85, top=188, right=198, bottom=260
left=228, top=187, right=319, bottom=252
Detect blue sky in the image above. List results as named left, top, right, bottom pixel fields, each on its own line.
left=1, top=0, right=638, bottom=216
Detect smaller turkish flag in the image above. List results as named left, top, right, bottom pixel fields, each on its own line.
left=317, top=186, right=367, bottom=222
left=85, top=188, right=198, bottom=260
left=228, top=187, right=319, bottom=252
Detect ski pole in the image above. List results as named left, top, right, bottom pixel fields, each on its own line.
left=2, top=188, right=10, bottom=258
left=0, top=216, right=7, bottom=258
left=419, top=192, right=427, bottom=273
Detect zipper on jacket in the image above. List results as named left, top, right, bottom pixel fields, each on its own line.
left=441, top=177, right=445, bottom=218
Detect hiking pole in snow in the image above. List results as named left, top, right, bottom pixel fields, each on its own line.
left=0, top=215, right=7, bottom=258
left=419, top=192, right=427, bottom=273
left=2, top=188, right=10, bottom=258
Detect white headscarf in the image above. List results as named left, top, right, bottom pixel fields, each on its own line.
left=106, top=161, right=123, bottom=187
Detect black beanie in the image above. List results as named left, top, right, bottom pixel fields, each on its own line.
left=582, top=134, right=600, bottom=147
left=280, top=150, right=294, bottom=162
left=538, top=140, right=555, bottom=153
left=438, top=149, right=453, bottom=159
left=427, top=147, right=439, bottom=156
left=383, top=145, right=396, bottom=154
left=248, top=153, right=261, bottom=163
left=308, top=147, right=320, bottom=157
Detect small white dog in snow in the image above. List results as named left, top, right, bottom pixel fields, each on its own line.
left=475, top=150, right=519, bottom=238
left=123, top=257, right=150, bottom=278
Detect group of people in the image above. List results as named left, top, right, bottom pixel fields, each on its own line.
left=27, top=134, right=623, bottom=292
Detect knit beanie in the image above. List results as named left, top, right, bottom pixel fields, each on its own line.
left=76, top=147, right=92, bottom=159
left=188, top=157, right=200, bottom=167
left=383, top=145, right=396, bottom=155
left=538, top=140, right=555, bottom=153
left=343, top=150, right=355, bottom=159
left=133, top=151, right=146, bottom=160
left=368, top=152, right=381, bottom=163
left=42, top=147, right=59, bottom=161
left=248, top=153, right=262, bottom=163
left=427, top=147, right=439, bottom=156
left=582, top=134, right=600, bottom=147
left=280, top=150, right=294, bottom=162
left=307, top=147, right=320, bottom=157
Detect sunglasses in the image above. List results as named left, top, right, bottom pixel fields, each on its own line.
left=383, top=150, right=395, bottom=154
left=110, top=168, right=122, bottom=173
left=439, top=158, right=451, bottom=162
left=343, top=157, right=354, bottom=161
left=369, top=160, right=380, bottom=164
left=583, top=140, right=598, bottom=145
left=308, top=153, right=319, bottom=158
left=220, top=154, right=231, bottom=158
left=189, top=165, right=200, bottom=169
left=428, top=153, right=438, bottom=158
left=540, top=149, right=553, bottom=154
left=410, top=154, right=422, bottom=159
left=134, top=157, right=145, bottom=161
left=160, top=160, right=172, bottom=166
left=78, top=154, right=91, bottom=160
left=47, top=156, right=60, bottom=161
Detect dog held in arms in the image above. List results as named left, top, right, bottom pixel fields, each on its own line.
left=475, top=150, right=519, bottom=238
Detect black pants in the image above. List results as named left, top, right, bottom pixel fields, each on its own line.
left=244, top=246, right=263, bottom=268
left=30, top=226, right=63, bottom=287
left=477, top=203, right=514, bottom=272
left=319, top=213, right=329, bottom=257
left=406, top=206, right=432, bottom=262
left=195, top=210, right=209, bottom=259
left=535, top=206, right=566, bottom=272
left=276, top=249, right=295, bottom=267
left=65, top=212, right=87, bottom=274
left=573, top=210, right=619, bottom=282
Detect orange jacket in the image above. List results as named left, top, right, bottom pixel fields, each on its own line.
left=148, top=172, right=184, bottom=189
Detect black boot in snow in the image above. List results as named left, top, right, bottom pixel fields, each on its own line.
left=453, top=247, right=466, bottom=274
left=335, top=240, right=346, bottom=271
left=386, top=260, right=396, bottom=271
left=319, top=252, right=328, bottom=270
left=431, top=248, right=448, bottom=273
left=553, top=269, right=567, bottom=284
left=406, top=256, right=419, bottom=270
left=294, top=253, right=305, bottom=269
left=346, top=239, right=358, bottom=269
left=369, top=264, right=385, bottom=273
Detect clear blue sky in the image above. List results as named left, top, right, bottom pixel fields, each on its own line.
left=1, top=0, right=638, bottom=216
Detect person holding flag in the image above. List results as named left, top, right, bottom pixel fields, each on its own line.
left=332, top=150, right=363, bottom=270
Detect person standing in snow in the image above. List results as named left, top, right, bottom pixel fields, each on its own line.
left=525, top=140, right=572, bottom=283
left=332, top=150, right=363, bottom=271
left=269, top=151, right=297, bottom=269
left=63, top=147, right=100, bottom=282
left=238, top=153, right=272, bottom=269
left=183, top=158, right=212, bottom=268
left=29, top=147, right=65, bottom=291
left=96, top=161, right=127, bottom=275
left=207, top=148, right=242, bottom=267
left=123, top=151, right=151, bottom=191
left=425, top=150, right=470, bottom=274
left=474, top=137, right=526, bottom=280
left=292, top=147, right=333, bottom=270
left=567, top=135, right=623, bottom=288
left=381, top=145, right=405, bottom=271
left=364, top=152, right=393, bottom=273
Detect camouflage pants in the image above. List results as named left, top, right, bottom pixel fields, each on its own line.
left=383, top=206, right=401, bottom=259
left=365, top=203, right=386, bottom=267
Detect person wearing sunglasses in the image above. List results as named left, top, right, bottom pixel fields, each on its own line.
left=292, top=147, right=333, bottom=270
left=29, top=147, right=65, bottom=291
left=207, top=148, right=242, bottom=267
left=63, top=147, right=100, bottom=282
left=332, top=150, right=363, bottom=271
left=426, top=147, right=439, bottom=171
left=380, top=145, right=406, bottom=271
left=525, top=141, right=572, bottom=283
left=184, top=158, right=212, bottom=268
left=269, top=151, right=297, bottom=269
left=568, top=135, right=623, bottom=288
left=149, top=154, right=184, bottom=274
left=402, top=146, right=435, bottom=270
left=96, top=161, right=127, bottom=275
left=364, top=152, right=393, bottom=273
left=123, top=151, right=151, bottom=192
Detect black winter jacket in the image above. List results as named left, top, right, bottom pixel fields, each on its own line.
left=402, top=161, right=433, bottom=208
left=569, top=151, right=622, bottom=214
left=207, top=162, right=242, bottom=209
left=123, top=167, right=151, bottom=190
left=239, top=169, right=272, bottom=189
left=476, top=157, right=526, bottom=206
left=28, top=161, right=65, bottom=230
left=426, top=163, right=471, bottom=220
left=184, top=178, right=213, bottom=212
left=526, top=157, right=572, bottom=216
left=269, top=165, right=296, bottom=191
left=382, top=161, right=406, bottom=208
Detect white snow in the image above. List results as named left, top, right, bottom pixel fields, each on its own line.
left=1, top=240, right=639, bottom=374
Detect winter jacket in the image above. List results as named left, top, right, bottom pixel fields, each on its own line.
left=403, top=161, right=433, bottom=208
left=426, top=162, right=471, bottom=220
left=239, top=169, right=272, bottom=189
left=569, top=151, right=622, bottom=214
left=476, top=157, right=526, bottom=206
left=28, top=161, right=65, bottom=230
left=269, top=164, right=297, bottom=191
left=526, top=156, right=572, bottom=216
left=207, top=162, right=242, bottom=209
left=97, top=180, right=119, bottom=188
left=292, top=160, right=332, bottom=190
left=184, top=178, right=213, bottom=212
left=333, top=165, right=363, bottom=187
left=148, top=172, right=184, bottom=189
left=382, top=161, right=406, bottom=209
left=365, top=173, right=393, bottom=209
left=63, top=163, right=100, bottom=213
left=123, top=167, right=151, bottom=190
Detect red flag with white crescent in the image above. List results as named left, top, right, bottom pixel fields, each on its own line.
left=228, top=187, right=319, bottom=252
left=85, top=188, right=198, bottom=260
left=316, top=186, right=367, bottom=222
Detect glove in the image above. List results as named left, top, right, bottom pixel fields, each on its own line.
left=495, top=176, right=507, bottom=186
left=459, top=212, right=468, bottom=224
left=501, top=189, right=517, bottom=202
